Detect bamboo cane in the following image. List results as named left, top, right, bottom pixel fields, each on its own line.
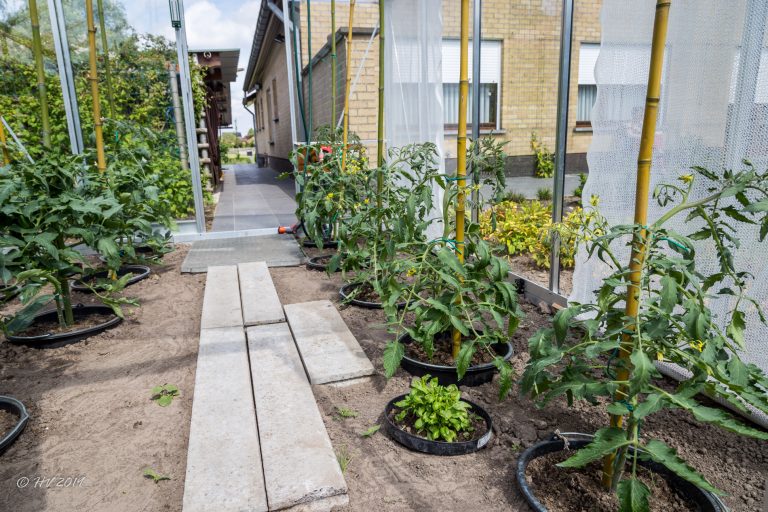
left=601, top=0, right=671, bottom=488
left=0, top=117, right=9, bottom=165
left=96, top=0, right=116, bottom=119
left=85, top=0, right=107, bottom=172
left=452, top=0, right=470, bottom=359
left=28, top=0, right=50, bottom=147
left=341, top=0, right=356, bottom=172
left=376, top=0, right=384, bottom=209
left=331, top=0, right=337, bottom=134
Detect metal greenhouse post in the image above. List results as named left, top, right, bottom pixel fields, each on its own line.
left=602, top=0, right=671, bottom=488
left=452, top=0, right=470, bottom=359
left=170, top=0, right=206, bottom=233
left=470, top=0, right=481, bottom=224
left=85, top=0, right=107, bottom=172
left=48, top=0, right=84, bottom=154
left=549, top=0, right=574, bottom=294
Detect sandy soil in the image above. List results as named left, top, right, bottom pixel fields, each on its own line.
left=507, top=254, right=573, bottom=298
left=0, top=247, right=205, bottom=512
left=270, top=265, right=767, bottom=512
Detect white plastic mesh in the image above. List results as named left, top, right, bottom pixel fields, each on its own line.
left=571, top=0, right=768, bottom=424
left=384, top=0, right=445, bottom=236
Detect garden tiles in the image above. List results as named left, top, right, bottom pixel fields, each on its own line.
left=181, top=234, right=304, bottom=272
left=199, top=265, right=242, bottom=329
left=238, top=261, right=285, bottom=326
left=284, top=300, right=375, bottom=385
left=246, top=323, right=349, bottom=511
left=183, top=326, right=268, bottom=512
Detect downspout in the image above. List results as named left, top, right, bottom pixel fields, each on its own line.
left=243, top=100, right=259, bottom=164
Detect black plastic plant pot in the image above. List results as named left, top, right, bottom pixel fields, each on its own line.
left=339, top=282, right=407, bottom=309
left=516, top=434, right=728, bottom=512
left=383, top=394, right=493, bottom=456
left=306, top=255, right=340, bottom=272
left=398, top=332, right=513, bottom=387
left=0, top=285, right=20, bottom=304
left=71, top=265, right=151, bottom=293
left=6, top=304, right=122, bottom=348
left=0, top=396, right=29, bottom=453
left=301, top=237, right=338, bottom=249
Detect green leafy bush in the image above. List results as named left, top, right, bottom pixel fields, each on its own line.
left=480, top=200, right=582, bottom=269
left=522, top=165, right=768, bottom=508
left=574, top=172, right=588, bottom=198
left=536, top=187, right=553, bottom=201
left=394, top=375, right=475, bottom=442
left=530, top=132, right=554, bottom=179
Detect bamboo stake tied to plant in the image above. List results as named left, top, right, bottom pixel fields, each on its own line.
left=601, top=0, right=672, bottom=489
left=341, top=0, right=356, bottom=172
left=97, top=0, right=116, bottom=119
left=0, top=115, right=9, bottom=165
left=85, top=0, right=107, bottom=173
left=452, top=0, right=470, bottom=359
left=376, top=0, right=385, bottom=210
left=28, top=0, right=50, bottom=148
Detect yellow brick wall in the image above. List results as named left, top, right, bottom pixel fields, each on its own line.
left=253, top=38, right=295, bottom=166
left=293, top=0, right=602, bottom=164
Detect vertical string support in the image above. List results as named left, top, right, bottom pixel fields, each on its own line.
left=307, top=0, right=313, bottom=143
left=96, top=0, right=116, bottom=119
left=376, top=0, right=385, bottom=209
left=452, top=0, right=470, bottom=359
left=601, top=0, right=672, bottom=488
left=28, top=0, right=51, bottom=147
left=85, top=0, right=107, bottom=172
left=341, top=0, right=356, bottom=171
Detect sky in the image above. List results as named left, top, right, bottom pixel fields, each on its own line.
left=121, top=0, right=261, bottom=135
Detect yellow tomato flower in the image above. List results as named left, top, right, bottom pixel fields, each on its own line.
left=656, top=351, right=664, bottom=362
left=688, top=340, right=704, bottom=352
left=326, top=193, right=334, bottom=200
left=589, top=195, right=600, bottom=207
left=679, top=174, right=694, bottom=185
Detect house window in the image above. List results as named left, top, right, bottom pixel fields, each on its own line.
left=442, top=39, right=501, bottom=130
left=577, top=42, right=599, bottom=126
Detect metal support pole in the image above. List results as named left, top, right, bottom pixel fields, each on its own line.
left=548, top=0, right=574, bottom=294
left=169, top=64, right=189, bottom=170
left=173, top=0, right=206, bottom=233
left=1, top=117, right=34, bottom=163
left=29, top=0, right=51, bottom=147
left=48, top=0, right=83, bottom=154
left=470, top=0, right=482, bottom=223
left=281, top=0, right=300, bottom=194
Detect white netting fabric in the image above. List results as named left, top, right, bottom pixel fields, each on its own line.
left=571, top=0, right=768, bottom=418
left=384, top=0, right=445, bottom=236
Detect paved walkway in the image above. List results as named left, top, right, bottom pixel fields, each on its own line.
left=211, top=164, right=297, bottom=232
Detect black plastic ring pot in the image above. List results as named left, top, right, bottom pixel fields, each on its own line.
left=6, top=304, right=123, bottom=348
left=0, top=285, right=20, bottom=304
left=98, top=245, right=156, bottom=263
left=398, top=332, right=513, bottom=387
left=0, top=396, right=29, bottom=453
left=302, top=237, right=338, bottom=249
left=516, top=433, right=728, bottom=512
left=383, top=393, right=493, bottom=456
left=339, top=282, right=407, bottom=309
left=71, top=265, right=151, bottom=293
left=306, top=256, right=340, bottom=272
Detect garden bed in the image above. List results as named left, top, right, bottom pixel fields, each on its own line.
left=269, top=265, right=767, bottom=512
left=0, top=246, right=205, bottom=512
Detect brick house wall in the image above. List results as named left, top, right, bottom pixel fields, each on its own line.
left=294, top=0, right=602, bottom=174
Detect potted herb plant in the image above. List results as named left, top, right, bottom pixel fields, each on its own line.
left=518, top=167, right=768, bottom=511
left=384, top=375, right=492, bottom=456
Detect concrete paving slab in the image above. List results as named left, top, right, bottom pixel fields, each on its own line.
left=246, top=323, right=348, bottom=512
left=284, top=301, right=375, bottom=385
left=238, top=261, right=285, bottom=326
left=200, top=266, right=242, bottom=329
left=183, top=326, right=267, bottom=512
left=182, top=235, right=304, bottom=273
